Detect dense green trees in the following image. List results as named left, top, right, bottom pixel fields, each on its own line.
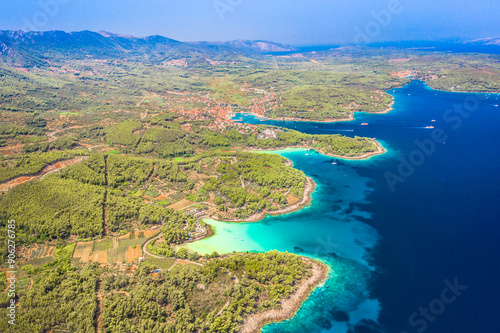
left=22, top=135, right=79, bottom=153
left=313, top=134, right=377, bottom=156
left=246, top=128, right=377, bottom=157
left=200, top=153, right=306, bottom=218
left=147, top=111, right=181, bottom=127
left=241, top=70, right=404, bottom=91
left=426, top=68, right=500, bottom=92
left=59, top=153, right=106, bottom=185
left=140, top=127, right=194, bottom=157
left=0, top=151, right=200, bottom=246
left=154, top=161, right=188, bottom=182
left=107, top=154, right=154, bottom=187
left=0, top=244, right=99, bottom=333
left=0, top=149, right=88, bottom=183
left=106, top=120, right=142, bottom=147
left=273, top=85, right=387, bottom=120
left=105, top=120, right=195, bottom=157
left=200, top=130, right=231, bottom=148
left=148, top=240, right=174, bottom=256
left=0, top=124, right=45, bottom=138
left=12, top=267, right=98, bottom=333
left=0, top=176, right=105, bottom=242
left=100, top=251, right=309, bottom=333
left=78, top=124, right=108, bottom=140
left=161, top=213, right=197, bottom=244
left=0, top=124, right=46, bottom=146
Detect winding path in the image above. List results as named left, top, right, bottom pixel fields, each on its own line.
left=141, top=232, right=204, bottom=271
left=141, top=233, right=164, bottom=259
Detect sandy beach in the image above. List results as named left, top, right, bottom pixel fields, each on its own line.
left=239, top=258, right=328, bottom=333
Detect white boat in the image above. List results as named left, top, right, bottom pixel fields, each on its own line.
left=425, top=126, right=434, bottom=129
left=431, top=120, right=436, bottom=122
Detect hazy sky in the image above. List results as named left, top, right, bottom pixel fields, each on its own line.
left=1, top=0, right=499, bottom=45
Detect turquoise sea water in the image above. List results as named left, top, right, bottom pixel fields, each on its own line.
left=180, top=148, right=384, bottom=332
left=182, top=81, right=500, bottom=332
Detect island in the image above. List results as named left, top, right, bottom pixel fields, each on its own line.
left=1, top=30, right=498, bottom=333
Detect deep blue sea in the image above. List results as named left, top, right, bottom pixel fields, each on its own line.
left=186, top=81, right=500, bottom=332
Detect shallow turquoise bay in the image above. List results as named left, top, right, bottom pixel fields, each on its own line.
left=179, top=81, right=500, bottom=332
left=179, top=148, right=384, bottom=332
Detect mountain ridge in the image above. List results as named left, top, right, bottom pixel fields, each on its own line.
left=0, top=30, right=297, bottom=67
left=465, top=37, right=500, bottom=46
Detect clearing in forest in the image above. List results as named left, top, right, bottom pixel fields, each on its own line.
left=167, top=198, right=194, bottom=211
left=72, top=233, right=150, bottom=265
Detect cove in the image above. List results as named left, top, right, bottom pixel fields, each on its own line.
left=182, top=81, right=500, bottom=332
left=179, top=148, right=386, bottom=332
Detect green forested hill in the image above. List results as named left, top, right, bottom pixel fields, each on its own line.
left=0, top=248, right=312, bottom=333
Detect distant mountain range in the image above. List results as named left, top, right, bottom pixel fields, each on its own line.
left=0, top=30, right=297, bottom=67
left=465, top=37, right=500, bottom=46
left=195, top=39, right=297, bottom=53
left=1, top=30, right=498, bottom=68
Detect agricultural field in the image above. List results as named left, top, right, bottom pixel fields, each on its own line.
left=72, top=229, right=158, bottom=265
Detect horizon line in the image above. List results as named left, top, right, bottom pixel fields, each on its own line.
left=1, top=29, right=499, bottom=48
